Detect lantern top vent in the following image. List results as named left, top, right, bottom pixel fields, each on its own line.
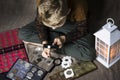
left=94, top=18, right=120, bottom=45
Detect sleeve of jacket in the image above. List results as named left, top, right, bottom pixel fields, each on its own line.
left=65, top=21, right=88, bottom=43
left=34, top=10, right=49, bottom=43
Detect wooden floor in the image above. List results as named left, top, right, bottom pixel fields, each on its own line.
left=0, top=0, right=120, bottom=80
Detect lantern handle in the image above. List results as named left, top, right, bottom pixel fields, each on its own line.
left=106, top=18, right=114, bottom=26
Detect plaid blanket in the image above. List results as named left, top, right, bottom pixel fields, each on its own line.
left=0, top=28, right=28, bottom=73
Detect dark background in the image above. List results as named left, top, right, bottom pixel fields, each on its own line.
left=0, top=0, right=120, bottom=80
left=0, top=0, right=120, bottom=33
left=0, top=0, right=36, bottom=32
left=87, top=0, right=120, bottom=33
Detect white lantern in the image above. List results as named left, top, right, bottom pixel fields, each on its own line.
left=94, top=18, right=120, bottom=68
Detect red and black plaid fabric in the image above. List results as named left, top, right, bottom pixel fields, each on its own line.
left=0, top=28, right=28, bottom=73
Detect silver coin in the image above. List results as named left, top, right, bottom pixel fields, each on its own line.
left=26, top=72, right=33, bottom=79
left=8, top=73, right=14, bottom=78
left=23, top=78, right=29, bottom=80
left=37, top=70, right=43, bottom=76
left=24, top=62, right=30, bottom=68
left=66, top=70, right=72, bottom=75
left=31, top=67, right=37, bottom=73
left=19, top=60, right=24, bottom=64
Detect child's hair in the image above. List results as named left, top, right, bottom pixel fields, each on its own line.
left=38, top=0, right=70, bottom=29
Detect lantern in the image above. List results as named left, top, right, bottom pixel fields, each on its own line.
left=94, top=18, right=120, bottom=68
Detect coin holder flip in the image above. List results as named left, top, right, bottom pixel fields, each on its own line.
left=7, top=59, right=47, bottom=80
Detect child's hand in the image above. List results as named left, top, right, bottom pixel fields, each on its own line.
left=41, top=48, right=51, bottom=58
left=53, top=37, right=62, bottom=48
left=53, top=36, right=66, bottom=48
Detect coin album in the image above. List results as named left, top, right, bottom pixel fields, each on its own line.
left=7, top=59, right=47, bottom=80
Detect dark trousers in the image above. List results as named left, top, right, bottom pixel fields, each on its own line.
left=18, top=21, right=96, bottom=61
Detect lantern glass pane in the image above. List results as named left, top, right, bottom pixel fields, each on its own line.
left=97, top=38, right=108, bottom=62
left=110, top=40, right=120, bottom=63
